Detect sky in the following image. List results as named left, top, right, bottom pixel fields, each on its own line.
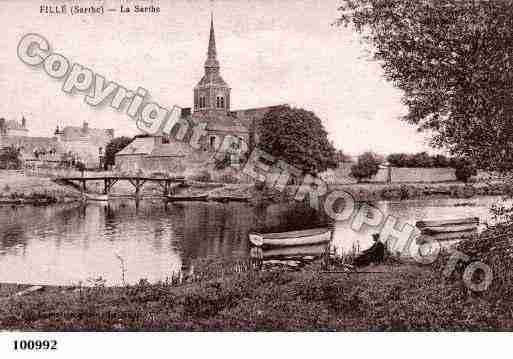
left=0, top=0, right=434, bottom=155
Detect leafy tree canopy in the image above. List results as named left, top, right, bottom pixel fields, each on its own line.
left=105, top=136, right=132, bottom=169
left=351, top=151, right=381, bottom=182
left=387, top=152, right=452, bottom=168
left=258, top=105, right=337, bottom=174
left=337, top=0, right=513, bottom=172
left=0, top=146, right=22, bottom=170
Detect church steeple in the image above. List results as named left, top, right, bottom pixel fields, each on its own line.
left=194, top=13, right=231, bottom=113
left=205, top=12, right=220, bottom=73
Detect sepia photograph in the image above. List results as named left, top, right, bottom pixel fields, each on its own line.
left=0, top=0, right=512, bottom=355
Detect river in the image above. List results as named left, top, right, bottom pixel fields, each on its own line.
left=0, top=196, right=506, bottom=285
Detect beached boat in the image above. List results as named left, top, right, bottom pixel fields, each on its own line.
left=420, top=223, right=478, bottom=234
left=249, top=227, right=332, bottom=248
left=260, top=243, right=327, bottom=259
left=83, top=193, right=109, bottom=202
left=416, top=229, right=478, bottom=243
left=416, top=217, right=479, bottom=228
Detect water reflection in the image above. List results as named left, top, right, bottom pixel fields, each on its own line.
left=0, top=196, right=504, bottom=286
left=0, top=199, right=327, bottom=285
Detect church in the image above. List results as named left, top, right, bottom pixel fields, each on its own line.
left=116, top=15, right=284, bottom=173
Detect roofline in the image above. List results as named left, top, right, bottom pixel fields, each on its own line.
left=231, top=104, right=288, bottom=112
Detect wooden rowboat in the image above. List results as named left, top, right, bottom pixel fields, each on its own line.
left=421, top=223, right=478, bottom=234
left=249, top=227, right=332, bottom=248
left=261, top=243, right=327, bottom=259
left=416, top=217, right=479, bottom=228
left=416, top=229, right=478, bottom=243
left=83, top=193, right=109, bottom=202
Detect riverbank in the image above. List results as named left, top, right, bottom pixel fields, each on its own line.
left=1, top=169, right=511, bottom=206
left=329, top=181, right=511, bottom=202
left=0, top=258, right=510, bottom=330
left=0, top=170, right=81, bottom=204
left=1, top=213, right=512, bottom=331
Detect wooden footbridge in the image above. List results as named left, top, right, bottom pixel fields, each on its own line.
left=57, top=175, right=186, bottom=197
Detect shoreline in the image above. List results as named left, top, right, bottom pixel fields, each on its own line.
left=0, top=258, right=509, bottom=331
left=0, top=175, right=510, bottom=207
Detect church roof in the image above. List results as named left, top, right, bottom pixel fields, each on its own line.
left=190, top=112, right=248, bottom=134
left=231, top=105, right=288, bottom=128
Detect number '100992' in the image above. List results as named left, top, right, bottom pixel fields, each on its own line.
left=13, top=340, right=57, bottom=350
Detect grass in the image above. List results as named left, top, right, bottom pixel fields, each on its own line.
left=0, top=170, right=81, bottom=203
left=1, top=257, right=511, bottom=331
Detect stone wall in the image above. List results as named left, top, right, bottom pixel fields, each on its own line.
left=321, top=164, right=457, bottom=184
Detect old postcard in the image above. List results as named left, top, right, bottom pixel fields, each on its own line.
left=0, top=0, right=511, bottom=356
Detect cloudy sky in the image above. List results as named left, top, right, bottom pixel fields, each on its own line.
left=0, top=0, right=433, bottom=155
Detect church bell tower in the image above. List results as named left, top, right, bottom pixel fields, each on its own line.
left=193, top=13, right=231, bottom=114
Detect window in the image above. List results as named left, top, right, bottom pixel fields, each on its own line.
left=216, top=96, right=224, bottom=109
left=199, top=96, right=206, bottom=108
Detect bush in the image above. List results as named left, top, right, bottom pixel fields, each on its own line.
left=453, top=160, right=477, bottom=182
left=351, top=152, right=380, bottom=183
left=0, top=146, right=22, bottom=170
left=386, top=152, right=451, bottom=168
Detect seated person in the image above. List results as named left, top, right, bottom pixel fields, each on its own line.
left=353, top=233, right=385, bottom=267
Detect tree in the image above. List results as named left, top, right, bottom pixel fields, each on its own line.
left=351, top=152, right=380, bottom=183
left=104, top=136, right=132, bottom=169
left=337, top=0, right=513, bottom=172
left=412, top=152, right=435, bottom=168
left=386, top=153, right=405, bottom=167
left=453, top=159, right=477, bottom=183
left=258, top=105, right=337, bottom=175
left=0, top=146, right=22, bottom=169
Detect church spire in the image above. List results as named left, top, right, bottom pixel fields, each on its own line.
left=208, top=12, right=217, bottom=60
left=204, top=12, right=220, bottom=72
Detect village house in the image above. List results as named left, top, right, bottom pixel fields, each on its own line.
left=0, top=117, right=114, bottom=168
left=54, top=121, right=114, bottom=168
